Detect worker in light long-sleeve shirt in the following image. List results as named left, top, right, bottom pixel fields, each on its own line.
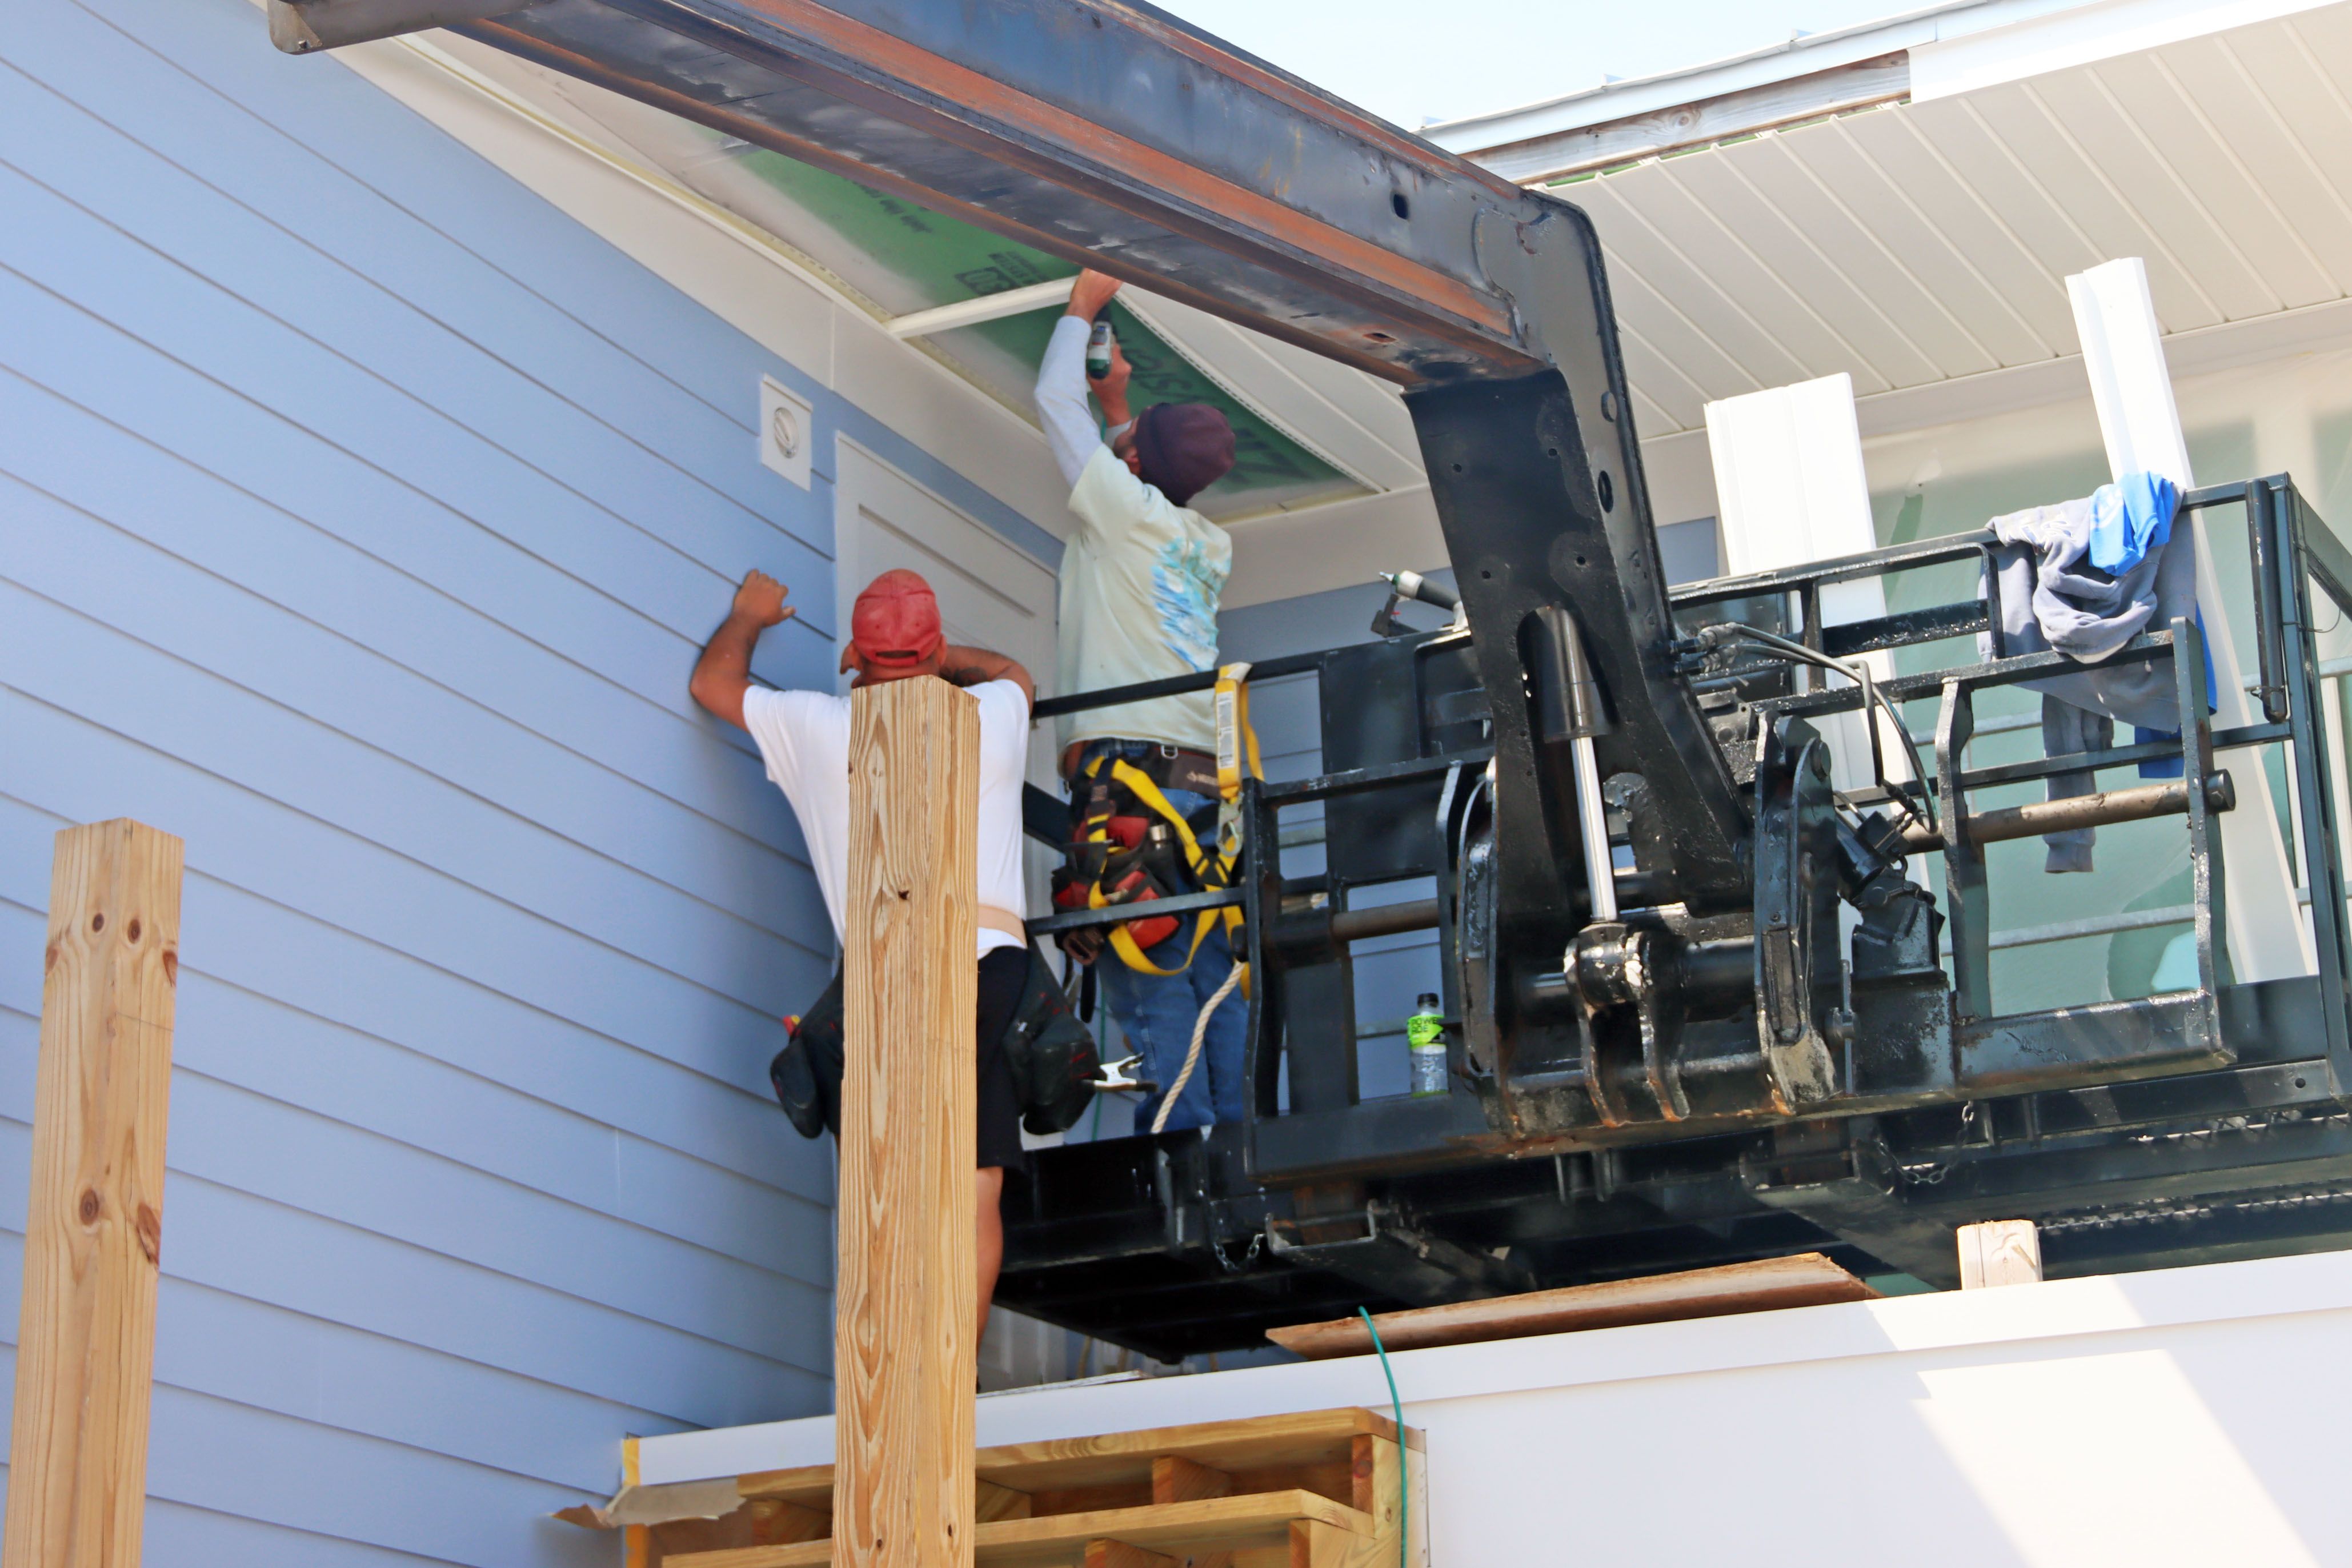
left=1036, top=267, right=1245, bottom=1134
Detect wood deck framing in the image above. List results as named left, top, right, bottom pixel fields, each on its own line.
left=638, top=1408, right=1427, bottom=1568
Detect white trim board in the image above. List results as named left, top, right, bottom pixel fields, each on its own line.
left=1705, top=374, right=1910, bottom=793
left=639, top=1245, right=2352, bottom=1484
left=2069, top=257, right=2313, bottom=980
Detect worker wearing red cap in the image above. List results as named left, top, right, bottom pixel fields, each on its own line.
left=1035, top=268, right=1248, bottom=1136
left=689, top=566, right=1035, bottom=1337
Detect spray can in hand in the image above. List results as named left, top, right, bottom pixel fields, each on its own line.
left=1407, top=993, right=1447, bottom=1097
left=1085, top=315, right=1115, bottom=380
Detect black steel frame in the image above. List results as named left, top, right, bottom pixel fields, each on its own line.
left=997, top=478, right=2352, bottom=1358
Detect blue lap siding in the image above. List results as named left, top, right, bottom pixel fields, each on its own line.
left=0, top=0, right=1042, bottom=1558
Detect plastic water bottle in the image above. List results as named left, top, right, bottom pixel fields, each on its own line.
left=1407, top=993, right=1447, bottom=1097
left=1085, top=317, right=1115, bottom=379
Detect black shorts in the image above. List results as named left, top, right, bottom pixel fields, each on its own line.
left=976, top=945, right=1029, bottom=1173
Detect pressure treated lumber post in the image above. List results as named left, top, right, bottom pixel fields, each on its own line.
left=836, top=677, right=979, bottom=1568
left=5, top=820, right=184, bottom=1568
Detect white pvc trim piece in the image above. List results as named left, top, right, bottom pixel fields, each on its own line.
left=884, top=279, right=1075, bottom=339
left=2067, top=256, right=2315, bottom=980
left=1705, top=372, right=1909, bottom=789
left=638, top=1245, right=2352, bottom=1486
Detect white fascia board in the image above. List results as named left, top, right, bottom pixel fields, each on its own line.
left=1909, top=0, right=2350, bottom=98
left=638, top=1246, right=2352, bottom=1484
left=1424, top=0, right=1998, bottom=153
left=1425, top=0, right=2311, bottom=157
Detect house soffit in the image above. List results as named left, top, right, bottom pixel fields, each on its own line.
left=417, top=34, right=1427, bottom=526
left=1457, top=1, right=2352, bottom=443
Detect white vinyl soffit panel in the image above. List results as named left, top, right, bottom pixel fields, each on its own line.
left=1457, top=1, right=2352, bottom=443
left=1910, top=0, right=2349, bottom=99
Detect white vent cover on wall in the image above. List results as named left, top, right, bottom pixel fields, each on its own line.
left=759, top=374, right=814, bottom=490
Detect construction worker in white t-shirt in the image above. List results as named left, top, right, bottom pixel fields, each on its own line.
left=689, top=566, right=1033, bottom=1336
left=1034, top=268, right=1246, bottom=1136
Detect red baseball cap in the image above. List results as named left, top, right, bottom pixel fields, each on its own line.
left=850, top=569, right=944, bottom=667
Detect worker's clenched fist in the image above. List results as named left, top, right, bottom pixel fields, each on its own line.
left=732, top=568, right=795, bottom=628
left=1066, top=267, right=1123, bottom=321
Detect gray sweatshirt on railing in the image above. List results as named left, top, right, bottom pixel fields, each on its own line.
left=1980, top=487, right=2201, bottom=871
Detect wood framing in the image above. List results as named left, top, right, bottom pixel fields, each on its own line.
left=835, top=676, right=980, bottom=1568
left=1267, top=1252, right=1877, bottom=1359
left=4, top=820, right=185, bottom=1568
left=655, top=1408, right=1424, bottom=1568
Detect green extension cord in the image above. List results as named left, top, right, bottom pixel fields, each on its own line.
left=1356, top=1308, right=1409, bottom=1568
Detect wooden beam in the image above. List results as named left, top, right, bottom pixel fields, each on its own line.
left=5, top=820, right=184, bottom=1568
left=1266, top=1253, right=1878, bottom=1359
left=1290, top=1518, right=1389, bottom=1568
left=1151, top=1456, right=1233, bottom=1506
left=1957, top=1220, right=2043, bottom=1289
left=971, top=1481, right=1031, bottom=1523
left=668, top=1487, right=1376, bottom=1568
left=626, top=1435, right=652, bottom=1568
left=836, top=677, right=980, bottom=1568
left=645, top=1499, right=832, bottom=1565
left=1083, top=1541, right=1177, bottom=1568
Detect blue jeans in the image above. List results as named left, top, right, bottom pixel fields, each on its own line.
left=1099, top=905, right=1249, bottom=1134
left=1076, top=744, right=1249, bottom=1133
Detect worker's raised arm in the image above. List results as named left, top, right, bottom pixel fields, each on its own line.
left=1035, top=270, right=1128, bottom=490
left=940, top=643, right=1035, bottom=711
left=689, top=569, right=795, bottom=730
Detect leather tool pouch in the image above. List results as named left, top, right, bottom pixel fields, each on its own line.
left=769, top=947, right=1099, bottom=1139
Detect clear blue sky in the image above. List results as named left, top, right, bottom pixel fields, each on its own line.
left=1156, top=0, right=1925, bottom=127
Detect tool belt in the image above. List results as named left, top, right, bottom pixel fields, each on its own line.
left=1049, top=665, right=1263, bottom=979
left=770, top=943, right=1100, bottom=1140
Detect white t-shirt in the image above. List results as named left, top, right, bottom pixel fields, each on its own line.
left=740, top=680, right=1031, bottom=959
left=1033, top=315, right=1232, bottom=753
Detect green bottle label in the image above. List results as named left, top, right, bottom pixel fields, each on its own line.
left=1407, top=1013, right=1444, bottom=1050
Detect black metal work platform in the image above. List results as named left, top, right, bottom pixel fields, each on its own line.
left=1000, top=478, right=2352, bottom=1362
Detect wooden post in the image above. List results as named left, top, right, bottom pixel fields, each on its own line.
left=1957, top=1219, right=2043, bottom=1289
left=836, top=677, right=979, bottom=1568
left=6, top=820, right=184, bottom=1568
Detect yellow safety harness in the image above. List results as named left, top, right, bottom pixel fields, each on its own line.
left=1080, top=662, right=1262, bottom=979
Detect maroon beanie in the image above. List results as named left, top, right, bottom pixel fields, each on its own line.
left=1133, top=403, right=1236, bottom=507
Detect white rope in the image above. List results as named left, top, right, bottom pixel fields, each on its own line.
left=1150, top=961, right=1246, bottom=1134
